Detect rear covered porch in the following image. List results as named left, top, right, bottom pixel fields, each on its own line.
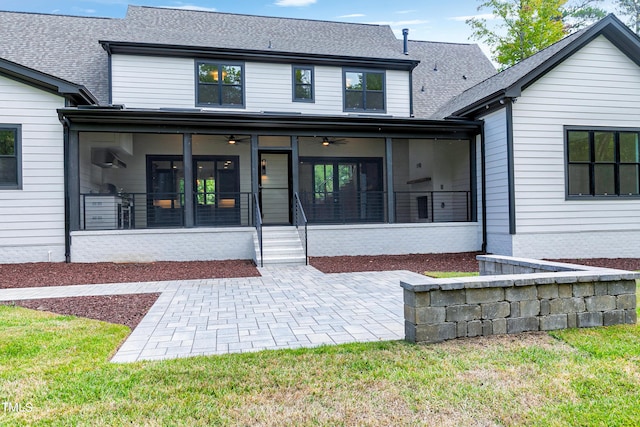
left=61, top=109, right=482, bottom=262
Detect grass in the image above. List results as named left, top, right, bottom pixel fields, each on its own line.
left=0, top=284, right=638, bottom=426
left=425, top=271, right=480, bottom=278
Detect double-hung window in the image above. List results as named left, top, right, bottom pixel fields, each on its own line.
left=343, top=70, right=385, bottom=112
left=196, top=62, right=244, bottom=107
left=292, top=66, right=314, bottom=102
left=0, top=125, right=20, bottom=189
left=566, top=128, right=640, bottom=197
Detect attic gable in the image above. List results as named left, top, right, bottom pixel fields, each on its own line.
left=432, top=14, right=640, bottom=119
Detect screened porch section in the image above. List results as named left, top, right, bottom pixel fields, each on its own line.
left=76, top=132, right=474, bottom=230
left=78, top=132, right=253, bottom=230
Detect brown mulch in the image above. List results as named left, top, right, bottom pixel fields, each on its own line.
left=7, top=294, right=160, bottom=329
left=548, top=258, right=640, bottom=271
left=2, top=255, right=638, bottom=330
left=0, top=260, right=259, bottom=289
left=309, top=252, right=482, bottom=274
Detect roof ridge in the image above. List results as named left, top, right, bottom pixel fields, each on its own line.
left=407, top=39, right=479, bottom=47
left=128, top=5, right=392, bottom=29
left=0, top=9, right=116, bottom=20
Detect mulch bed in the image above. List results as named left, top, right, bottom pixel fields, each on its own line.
left=0, top=260, right=259, bottom=289
left=1, top=255, right=638, bottom=330
left=6, top=294, right=160, bottom=329
left=309, top=252, right=482, bottom=274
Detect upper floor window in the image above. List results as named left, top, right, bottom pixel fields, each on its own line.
left=567, top=129, right=640, bottom=197
left=344, top=70, right=385, bottom=112
left=293, top=66, right=314, bottom=102
left=0, top=125, right=20, bottom=189
left=196, top=62, right=244, bottom=107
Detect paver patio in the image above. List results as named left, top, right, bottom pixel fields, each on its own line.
left=0, top=265, right=425, bottom=362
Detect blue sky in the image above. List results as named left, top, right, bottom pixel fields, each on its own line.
left=2, top=0, right=622, bottom=52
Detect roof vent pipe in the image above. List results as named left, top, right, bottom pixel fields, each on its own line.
left=402, top=28, right=409, bottom=55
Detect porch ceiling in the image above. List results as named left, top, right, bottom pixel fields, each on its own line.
left=58, top=108, right=482, bottom=139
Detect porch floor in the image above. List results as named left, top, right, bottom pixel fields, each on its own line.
left=0, top=266, right=425, bottom=362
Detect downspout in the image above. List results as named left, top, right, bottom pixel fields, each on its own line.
left=505, top=99, right=516, bottom=235
left=480, top=122, right=488, bottom=253
left=61, top=115, right=71, bottom=263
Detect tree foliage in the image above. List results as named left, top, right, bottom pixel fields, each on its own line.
left=468, top=0, right=606, bottom=69
left=616, top=0, right=640, bottom=33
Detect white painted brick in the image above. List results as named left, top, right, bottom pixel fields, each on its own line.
left=71, top=228, right=255, bottom=262
left=307, top=223, right=481, bottom=257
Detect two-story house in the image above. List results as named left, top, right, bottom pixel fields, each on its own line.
left=1, top=6, right=639, bottom=264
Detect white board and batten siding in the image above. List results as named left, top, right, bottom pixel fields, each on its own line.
left=478, top=107, right=512, bottom=255
left=110, top=54, right=411, bottom=117
left=0, top=74, right=66, bottom=263
left=511, top=35, right=640, bottom=258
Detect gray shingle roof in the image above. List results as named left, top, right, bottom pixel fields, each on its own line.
left=118, top=6, right=408, bottom=60
left=0, top=11, right=119, bottom=104
left=430, top=30, right=583, bottom=119
left=405, top=40, right=496, bottom=118
left=0, top=5, right=498, bottom=111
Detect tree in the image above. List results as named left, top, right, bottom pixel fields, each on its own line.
left=468, top=0, right=606, bottom=69
left=616, top=0, right=640, bottom=34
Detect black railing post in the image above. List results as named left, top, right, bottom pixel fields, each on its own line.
left=253, top=193, right=263, bottom=267
left=293, top=192, right=309, bottom=265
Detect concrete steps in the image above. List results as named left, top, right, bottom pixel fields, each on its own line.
left=254, top=226, right=306, bottom=266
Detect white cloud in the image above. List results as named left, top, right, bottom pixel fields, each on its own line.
left=274, top=0, right=317, bottom=6
left=449, top=13, right=495, bottom=22
left=395, top=10, right=416, bottom=15
left=367, top=19, right=430, bottom=27
left=338, top=13, right=365, bottom=18
left=72, top=7, right=97, bottom=14
left=159, top=5, right=218, bottom=12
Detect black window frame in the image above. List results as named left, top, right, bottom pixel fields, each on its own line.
left=565, top=126, right=640, bottom=199
left=292, top=65, right=314, bottom=103
left=0, top=124, right=21, bottom=189
left=195, top=61, right=245, bottom=108
left=342, top=69, right=386, bottom=113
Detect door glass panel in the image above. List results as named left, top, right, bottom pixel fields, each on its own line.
left=149, top=159, right=184, bottom=227
left=260, top=153, right=290, bottom=224
left=300, top=158, right=383, bottom=223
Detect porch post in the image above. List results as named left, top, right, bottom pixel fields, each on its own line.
left=67, top=128, right=80, bottom=232
left=291, top=135, right=299, bottom=196
left=385, top=137, right=395, bottom=223
left=183, top=133, right=194, bottom=228
left=251, top=133, right=259, bottom=194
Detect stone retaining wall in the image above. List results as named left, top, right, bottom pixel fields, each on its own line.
left=402, top=255, right=638, bottom=344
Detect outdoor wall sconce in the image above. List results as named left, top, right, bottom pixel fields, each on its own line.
left=261, top=159, right=267, bottom=175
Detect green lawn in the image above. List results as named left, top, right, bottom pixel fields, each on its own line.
left=0, top=284, right=638, bottom=426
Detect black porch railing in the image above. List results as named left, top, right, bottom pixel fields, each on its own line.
left=297, top=190, right=471, bottom=224
left=297, top=191, right=387, bottom=224
left=79, top=190, right=472, bottom=230
left=394, top=191, right=472, bottom=223
left=80, top=192, right=254, bottom=230
left=293, top=192, right=308, bottom=265
left=254, top=193, right=263, bottom=267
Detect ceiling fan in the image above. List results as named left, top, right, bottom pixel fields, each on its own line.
left=226, top=135, right=251, bottom=145
left=319, top=137, right=346, bottom=146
